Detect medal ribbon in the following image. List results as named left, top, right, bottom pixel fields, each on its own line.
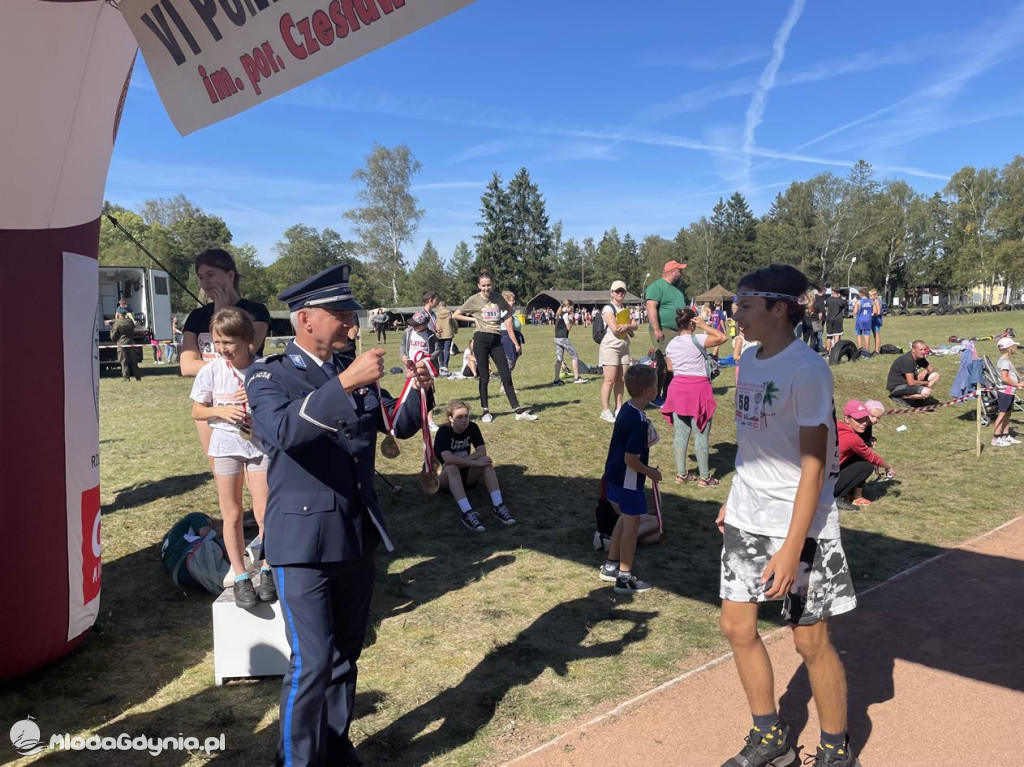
left=412, top=350, right=438, bottom=472
left=225, top=361, right=252, bottom=435
left=651, top=480, right=664, bottom=535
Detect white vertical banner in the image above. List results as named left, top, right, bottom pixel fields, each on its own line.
left=120, top=0, right=476, bottom=135
left=64, top=253, right=102, bottom=641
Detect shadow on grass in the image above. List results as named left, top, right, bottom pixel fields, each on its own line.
left=102, top=472, right=210, bottom=515
left=5, top=463, right=1022, bottom=766
left=362, top=588, right=656, bottom=765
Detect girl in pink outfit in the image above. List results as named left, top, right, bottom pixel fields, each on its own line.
left=661, top=307, right=728, bottom=486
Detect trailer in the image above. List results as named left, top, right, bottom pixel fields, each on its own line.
left=97, top=266, right=173, bottom=371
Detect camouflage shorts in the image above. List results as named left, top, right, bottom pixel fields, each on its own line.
left=720, top=524, right=857, bottom=625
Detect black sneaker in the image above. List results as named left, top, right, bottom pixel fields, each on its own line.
left=613, top=573, right=652, bottom=594
left=491, top=504, right=516, bottom=526
left=233, top=577, right=259, bottom=610
left=257, top=569, right=277, bottom=603
left=461, top=510, right=486, bottom=532
left=598, top=562, right=619, bottom=582
left=721, top=725, right=796, bottom=767
left=835, top=498, right=858, bottom=511
left=551, top=379, right=566, bottom=386
left=805, top=741, right=860, bottom=766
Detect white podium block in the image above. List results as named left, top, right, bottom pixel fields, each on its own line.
left=212, top=587, right=291, bottom=685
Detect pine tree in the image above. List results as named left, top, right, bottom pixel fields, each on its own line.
left=475, top=172, right=515, bottom=287
left=402, top=240, right=452, bottom=304
left=507, top=167, right=552, bottom=299
left=447, top=241, right=478, bottom=304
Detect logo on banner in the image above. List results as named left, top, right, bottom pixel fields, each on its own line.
left=10, top=717, right=44, bottom=756
left=81, top=487, right=101, bottom=604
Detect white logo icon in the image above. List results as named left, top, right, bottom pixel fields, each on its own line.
left=10, top=716, right=45, bottom=756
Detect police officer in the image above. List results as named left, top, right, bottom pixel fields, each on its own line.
left=245, top=264, right=433, bottom=767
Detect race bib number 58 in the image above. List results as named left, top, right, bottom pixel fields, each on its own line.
left=735, top=381, right=766, bottom=430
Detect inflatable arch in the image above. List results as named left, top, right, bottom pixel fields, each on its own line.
left=0, top=0, right=138, bottom=680
left=1, top=0, right=471, bottom=680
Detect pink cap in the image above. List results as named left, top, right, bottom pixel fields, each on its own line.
left=843, top=399, right=871, bottom=419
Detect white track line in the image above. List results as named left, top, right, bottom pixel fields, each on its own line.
left=503, top=514, right=1024, bottom=765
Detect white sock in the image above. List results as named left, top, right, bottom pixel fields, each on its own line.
left=490, top=490, right=503, bottom=507
left=457, top=497, right=472, bottom=513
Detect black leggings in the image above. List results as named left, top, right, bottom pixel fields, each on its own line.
left=834, top=459, right=874, bottom=499
left=376, top=325, right=386, bottom=343
left=474, top=331, right=521, bottom=411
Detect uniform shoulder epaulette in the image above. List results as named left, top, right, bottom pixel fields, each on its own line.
left=260, top=353, right=285, bottom=363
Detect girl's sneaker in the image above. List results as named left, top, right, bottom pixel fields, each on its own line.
left=481, top=412, right=494, bottom=423
left=461, top=510, right=486, bottom=532
left=600, top=410, right=616, bottom=423
left=613, top=573, right=652, bottom=593
left=992, top=436, right=1011, bottom=447
left=1004, top=435, right=1022, bottom=444
left=491, top=504, right=517, bottom=526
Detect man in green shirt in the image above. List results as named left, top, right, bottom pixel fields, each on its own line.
left=644, top=260, right=688, bottom=405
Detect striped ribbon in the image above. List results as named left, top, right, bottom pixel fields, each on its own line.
left=651, top=480, right=664, bottom=535
left=883, top=385, right=1000, bottom=415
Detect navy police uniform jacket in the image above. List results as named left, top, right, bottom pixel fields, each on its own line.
left=245, top=341, right=430, bottom=566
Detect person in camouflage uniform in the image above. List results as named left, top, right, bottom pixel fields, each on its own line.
left=110, top=315, right=141, bottom=381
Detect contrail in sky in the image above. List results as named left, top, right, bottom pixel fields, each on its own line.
left=741, top=0, right=806, bottom=189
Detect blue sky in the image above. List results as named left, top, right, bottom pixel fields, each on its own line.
left=108, top=0, right=1024, bottom=267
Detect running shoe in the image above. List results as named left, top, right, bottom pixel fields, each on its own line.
left=600, top=410, right=616, bottom=423
left=481, top=412, right=494, bottom=423
left=551, top=379, right=566, bottom=386
left=613, top=573, right=653, bottom=594
left=461, top=510, right=486, bottom=532
left=720, top=725, right=797, bottom=767
left=233, top=577, right=259, bottom=610
left=1003, top=435, right=1022, bottom=445
left=572, top=377, right=589, bottom=384
left=515, top=409, right=538, bottom=421
left=598, top=562, right=619, bottom=582
left=491, top=504, right=517, bottom=526
left=804, top=741, right=861, bottom=766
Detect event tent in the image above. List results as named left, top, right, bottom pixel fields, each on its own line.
left=693, top=284, right=736, bottom=303
left=525, top=290, right=643, bottom=314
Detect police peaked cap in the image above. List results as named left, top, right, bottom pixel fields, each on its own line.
left=279, top=264, right=363, bottom=312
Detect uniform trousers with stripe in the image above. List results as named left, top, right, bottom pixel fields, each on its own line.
left=276, top=551, right=376, bottom=767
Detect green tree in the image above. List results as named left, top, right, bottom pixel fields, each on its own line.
left=268, top=225, right=361, bottom=305
left=506, top=167, right=552, bottom=298
left=403, top=239, right=451, bottom=304
left=639, top=234, right=683, bottom=291
left=992, top=156, right=1024, bottom=304
left=475, top=172, right=515, bottom=286
left=447, top=240, right=478, bottom=304
left=945, top=165, right=999, bottom=302
left=593, top=227, right=623, bottom=289
left=232, top=243, right=277, bottom=309
left=555, top=238, right=584, bottom=290
left=343, top=143, right=424, bottom=304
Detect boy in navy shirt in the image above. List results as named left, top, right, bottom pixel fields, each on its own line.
left=599, top=364, right=662, bottom=593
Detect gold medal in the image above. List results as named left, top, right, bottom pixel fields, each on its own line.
left=431, top=457, right=442, bottom=476
left=418, top=468, right=440, bottom=494
left=380, top=434, right=400, bottom=459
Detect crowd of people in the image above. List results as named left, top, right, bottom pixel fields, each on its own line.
left=139, top=238, right=1024, bottom=767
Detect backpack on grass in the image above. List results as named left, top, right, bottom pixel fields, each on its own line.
left=161, top=512, right=230, bottom=595
left=879, top=344, right=903, bottom=355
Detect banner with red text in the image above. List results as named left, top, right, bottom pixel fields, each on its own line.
left=64, top=252, right=102, bottom=641
left=120, top=0, right=475, bottom=135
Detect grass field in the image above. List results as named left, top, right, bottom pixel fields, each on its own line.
left=4, top=311, right=1023, bottom=766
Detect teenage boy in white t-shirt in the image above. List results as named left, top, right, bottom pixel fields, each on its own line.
left=718, top=265, right=860, bottom=767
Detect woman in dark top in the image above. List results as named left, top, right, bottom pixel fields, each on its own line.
left=452, top=271, right=536, bottom=422
left=179, top=248, right=271, bottom=467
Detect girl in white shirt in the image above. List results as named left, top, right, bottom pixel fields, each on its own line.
left=661, top=307, right=728, bottom=485
left=190, top=308, right=273, bottom=609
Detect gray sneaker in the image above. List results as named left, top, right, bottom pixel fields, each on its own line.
left=461, top=510, right=486, bottom=532
left=721, top=725, right=797, bottom=767
left=598, top=562, right=619, bottom=582
left=613, top=573, right=653, bottom=594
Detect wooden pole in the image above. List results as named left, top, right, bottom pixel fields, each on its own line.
left=976, top=382, right=983, bottom=457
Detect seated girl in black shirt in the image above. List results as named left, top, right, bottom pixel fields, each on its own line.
left=433, top=400, right=516, bottom=533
